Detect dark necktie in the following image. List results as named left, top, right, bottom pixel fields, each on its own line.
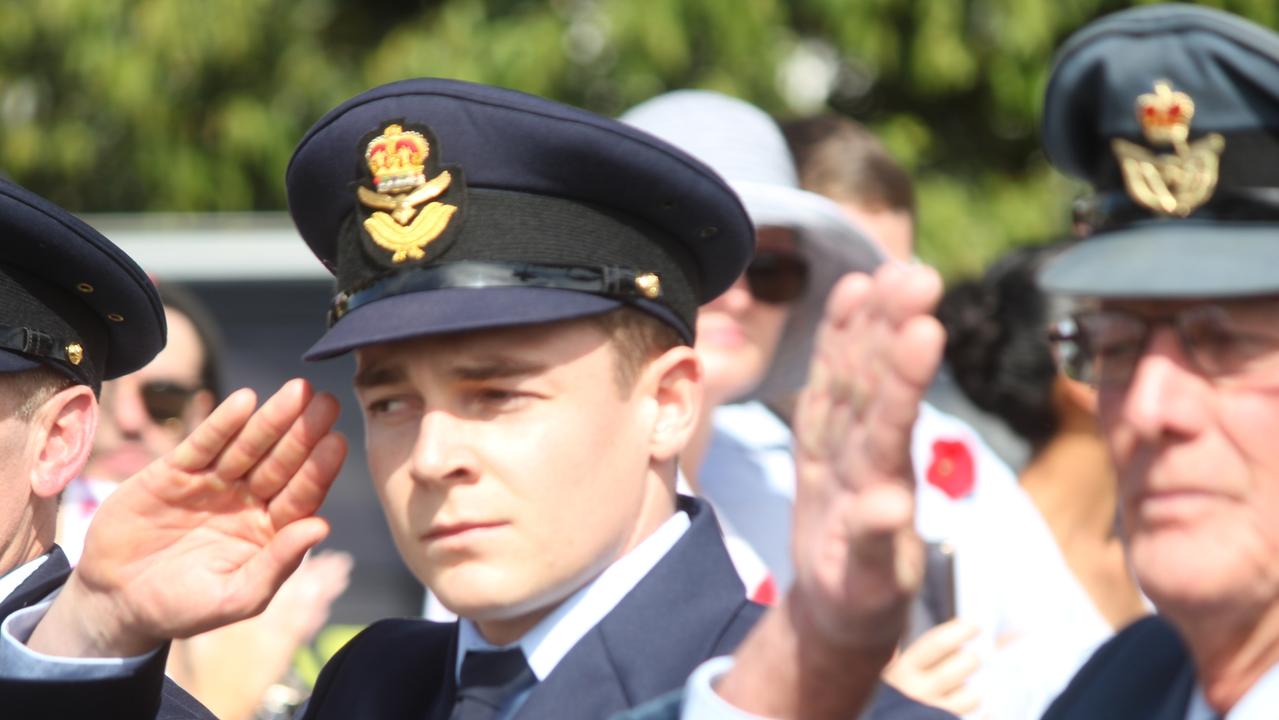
left=449, top=648, right=537, bottom=720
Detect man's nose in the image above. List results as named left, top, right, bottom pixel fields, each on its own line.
left=409, top=409, right=479, bottom=487
left=1111, top=326, right=1207, bottom=443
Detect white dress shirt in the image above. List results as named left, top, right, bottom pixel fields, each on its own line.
left=1187, top=661, right=1279, bottom=720
left=0, top=554, right=49, bottom=603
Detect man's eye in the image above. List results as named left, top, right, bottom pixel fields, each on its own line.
left=475, top=388, right=521, bottom=404
left=366, top=397, right=409, bottom=415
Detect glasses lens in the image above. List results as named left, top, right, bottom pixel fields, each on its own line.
left=1072, top=311, right=1149, bottom=386
left=1178, top=305, right=1279, bottom=380
left=141, top=382, right=197, bottom=424
left=745, top=251, right=808, bottom=304
left=1048, top=318, right=1092, bottom=383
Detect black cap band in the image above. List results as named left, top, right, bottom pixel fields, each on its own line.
left=330, top=261, right=666, bottom=327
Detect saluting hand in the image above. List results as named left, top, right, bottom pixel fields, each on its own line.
left=30, top=379, right=347, bottom=659
left=789, top=262, right=943, bottom=650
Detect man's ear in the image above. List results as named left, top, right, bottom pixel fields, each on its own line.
left=30, top=385, right=98, bottom=499
left=640, top=345, right=702, bottom=464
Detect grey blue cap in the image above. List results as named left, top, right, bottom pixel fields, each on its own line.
left=286, top=78, right=755, bottom=358
left=1040, top=4, right=1279, bottom=298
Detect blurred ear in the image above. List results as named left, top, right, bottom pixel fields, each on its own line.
left=638, top=345, right=703, bottom=464
left=1056, top=373, right=1098, bottom=417
left=30, top=385, right=98, bottom=499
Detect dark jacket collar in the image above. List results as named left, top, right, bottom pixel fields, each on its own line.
left=0, top=545, right=71, bottom=621
left=514, top=495, right=761, bottom=718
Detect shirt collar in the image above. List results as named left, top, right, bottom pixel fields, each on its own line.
left=455, top=508, right=691, bottom=681
left=0, top=554, right=50, bottom=603
left=1188, top=661, right=1279, bottom=719
left=711, top=401, right=790, bottom=448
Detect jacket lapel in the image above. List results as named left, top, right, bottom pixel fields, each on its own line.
left=515, top=497, right=761, bottom=719
left=1151, top=659, right=1198, bottom=720
left=0, top=545, right=71, bottom=621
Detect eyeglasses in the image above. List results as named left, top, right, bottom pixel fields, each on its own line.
left=744, top=249, right=809, bottom=304
left=140, top=381, right=201, bottom=425
left=1048, top=305, right=1279, bottom=387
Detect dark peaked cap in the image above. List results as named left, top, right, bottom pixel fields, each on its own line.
left=0, top=180, right=165, bottom=390
left=1041, top=4, right=1279, bottom=298
left=287, top=78, right=754, bottom=359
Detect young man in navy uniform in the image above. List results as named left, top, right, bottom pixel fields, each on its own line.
left=0, top=81, right=951, bottom=718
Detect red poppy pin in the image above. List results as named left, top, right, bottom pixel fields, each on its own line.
left=927, top=439, right=975, bottom=499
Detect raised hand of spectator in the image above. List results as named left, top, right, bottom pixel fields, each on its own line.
left=714, top=263, right=945, bottom=719
left=28, top=379, right=347, bottom=659
left=787, top=263, right=943, bottom=651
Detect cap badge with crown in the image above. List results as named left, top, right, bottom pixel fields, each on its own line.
left=356, top=123, right=460, bottom=262
left=1111, top=80, right=1225, bottom=217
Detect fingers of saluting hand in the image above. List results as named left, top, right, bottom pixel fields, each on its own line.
left=245, top=390, right=341, bottom=499
left=212, top=379, right=316, bottom=483
left=164, top=379, right=347, bottom=514
left=267, top=431, right=347, bottom=529
left=169, top=387, right=260, bottom=474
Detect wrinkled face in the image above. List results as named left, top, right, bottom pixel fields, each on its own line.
left=354, top=319, right=663, bottom=639
left=0, top=382, right=38, bottom=567
left=86, top=308, right=213, bottom=483
left=1097, top=298, right=1279, bottom=619
left=696, top=227, right=795, bottom=406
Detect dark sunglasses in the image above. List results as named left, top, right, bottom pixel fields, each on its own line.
left=141, top=381, right=201, bottom=425
left=744, top=250, right=809, bottom=304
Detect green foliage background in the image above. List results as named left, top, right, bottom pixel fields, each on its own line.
left=1, top=0, right=1274, bottom=278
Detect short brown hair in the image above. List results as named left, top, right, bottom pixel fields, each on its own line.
left=781, top=114, right=915, bottom=218
left=589, top=307, right=684, bottom=394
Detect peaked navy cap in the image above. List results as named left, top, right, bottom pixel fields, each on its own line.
left=0, top=179, right=165, bottom=391
left=1040, top=4, right=1279, bottom=298
left=287, top=78, right=755, bottom=358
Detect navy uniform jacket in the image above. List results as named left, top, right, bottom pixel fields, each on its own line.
left=1042, top=616, right=1195, bottom=720
left=0, top=546, right=213, bottom=720
left=301, top=497, right=950, bottom=719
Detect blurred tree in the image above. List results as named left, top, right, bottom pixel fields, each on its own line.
left=0, top=0, right=1273, bottom=277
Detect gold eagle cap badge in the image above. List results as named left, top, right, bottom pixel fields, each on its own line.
left=1111, top=81, right=1225, bottom=218
left=357, top=123, right=460, bottom=263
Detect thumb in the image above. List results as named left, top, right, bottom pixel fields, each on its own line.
left=231, top=517, right=332, bottom=616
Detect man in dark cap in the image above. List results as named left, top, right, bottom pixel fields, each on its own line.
left=0, top=179, right=278, bottom=718
left=0, top=79, right=949, bottom=719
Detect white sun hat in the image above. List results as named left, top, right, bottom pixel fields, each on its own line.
left=621, top=89, right=885, bottom=404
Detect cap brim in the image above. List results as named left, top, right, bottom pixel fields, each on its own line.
left=729, top=180, right=886, bottom=403
left=0, top=349, right=47, bottom=375
left=304, top=286, right=630, bottom=360
left=1041, top=221, right=1279, bottom=298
